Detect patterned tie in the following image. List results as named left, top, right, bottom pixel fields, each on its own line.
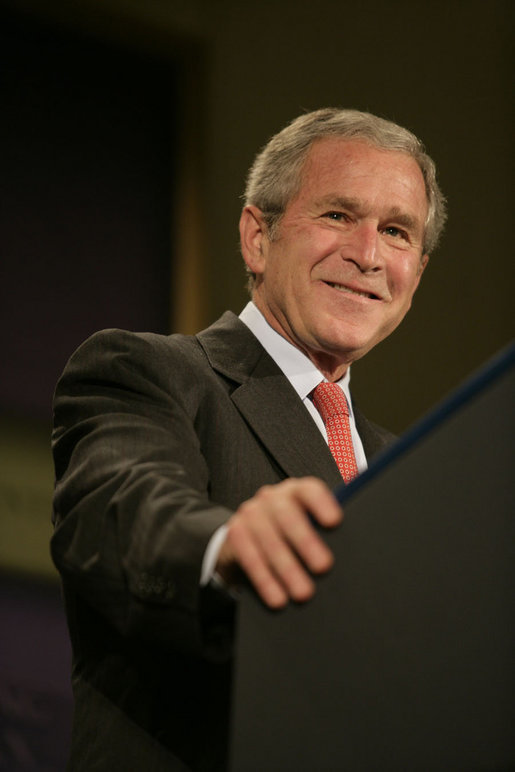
left=312, top=382, right=359, bottom=483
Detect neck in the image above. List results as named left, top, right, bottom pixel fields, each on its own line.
left=250, top=296, right=349, bottom=382
left=307, top=354, right=348, bottom=383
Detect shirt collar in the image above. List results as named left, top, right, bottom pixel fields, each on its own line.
left=239, top=301, right=353, bottom=408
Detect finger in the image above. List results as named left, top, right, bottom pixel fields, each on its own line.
left=292, top=477, right=343, bottom=528
left=249, top=512, right=316, bottom=602
left=253, top=479, right=341, bottom=575
left=226, top=517, right=291, bottom=608
left=216, top=477, right=342, bottom=607
left=271, top=497, right=334, bottom=575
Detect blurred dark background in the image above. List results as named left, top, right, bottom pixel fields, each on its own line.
left=0, top=0, right=512, bottom=767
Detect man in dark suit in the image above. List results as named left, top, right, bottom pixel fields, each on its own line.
left=51, top=108, right=446, bottom=770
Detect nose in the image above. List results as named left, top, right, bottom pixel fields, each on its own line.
left=342, top=223, right=382, bottom=272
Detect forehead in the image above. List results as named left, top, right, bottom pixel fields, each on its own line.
left=292, top=137, right=428, bottom=220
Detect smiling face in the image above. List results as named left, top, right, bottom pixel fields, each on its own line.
left=240, top=137, right=429, bottom=381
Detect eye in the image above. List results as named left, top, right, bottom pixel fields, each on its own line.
left=323, top=211, right=350, bottom=222
left=383, top=225, right=408, bottom=241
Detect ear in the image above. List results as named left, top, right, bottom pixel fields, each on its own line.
left=406, top=254, right=428, bottom=311
left=239, top=205, right=269, bottom=276
left=419, top=253, right=429, bottom=274
left=415, top=252, right=429, bottom=282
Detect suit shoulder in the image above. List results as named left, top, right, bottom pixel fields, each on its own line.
left=55, top=327, right=210, bottom=403
left=64, top=327, right=204, bottom=370
left=70, top=327, right=199, bottom=359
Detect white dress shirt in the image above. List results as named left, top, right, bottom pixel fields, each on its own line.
left=200, top=302, right=368, bottom=586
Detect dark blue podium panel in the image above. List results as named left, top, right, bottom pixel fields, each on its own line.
left=230, top=347, right=514, bottom=771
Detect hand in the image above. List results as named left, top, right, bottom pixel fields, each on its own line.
left=216, top=477, right=342, bottom=608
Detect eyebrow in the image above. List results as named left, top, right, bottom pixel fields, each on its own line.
left=314, top=196, right=423, bottom=235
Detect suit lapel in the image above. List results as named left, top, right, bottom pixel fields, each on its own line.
left=231, top=357, right=343, bottom=487
left=197, top=312, right=342, bottom=487
left=354, top=405, right=396, bottom=460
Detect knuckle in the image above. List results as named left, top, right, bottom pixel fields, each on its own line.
left=257, top=483, right=284, bottom=506
left=304, top=475, right=327, bottom=491
left=226, top=514, right=249, bottom=546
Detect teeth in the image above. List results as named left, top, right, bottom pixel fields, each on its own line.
left=328, top=282, right=372, bottom=299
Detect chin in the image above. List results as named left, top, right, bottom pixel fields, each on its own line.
left=314, top=336, right=369, bottom=366
left=319, top=324, right=378, bottom=356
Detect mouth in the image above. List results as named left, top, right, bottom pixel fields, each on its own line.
left=325, top=281, right=381, bottom=301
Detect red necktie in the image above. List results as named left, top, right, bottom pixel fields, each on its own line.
left=312, top=382, right=359, bottom=483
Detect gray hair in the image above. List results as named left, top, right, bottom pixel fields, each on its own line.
left=243, top=108, right=446, bottom=264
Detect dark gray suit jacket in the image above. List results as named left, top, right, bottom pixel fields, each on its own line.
left=51, top=312, right=395, bottom=771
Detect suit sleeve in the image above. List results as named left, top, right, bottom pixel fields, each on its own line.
left=51, top=328, right=234, bottom=657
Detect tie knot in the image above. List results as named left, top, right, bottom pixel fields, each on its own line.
left=312, top=382, right=350, bottom=422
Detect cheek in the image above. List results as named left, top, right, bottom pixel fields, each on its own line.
left=390, top=258, right=422, bottom=294
left=311, top=227, right=343, bottom=253
left=298, top=222, right=340, bottom=253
